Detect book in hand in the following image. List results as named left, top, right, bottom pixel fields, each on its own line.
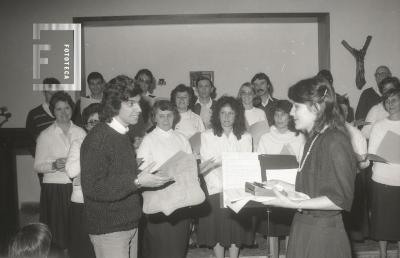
left=245, top=181, right=308, bottom=201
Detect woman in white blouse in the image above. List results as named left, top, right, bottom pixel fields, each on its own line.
left=197, top=96, right=253, bottom=258
left=65, top=103, right=100, bottom=258
left=34, top=91, right=86, bottom=250
left=137, top=100, right=193, bottom=258
left=170, top=84, right=205, bottom=139
left=369, top=88, right=400, bottom=258
left=361, top=77, right=400, bottom=139
left=237, top=82, right=268, bottom=128
left=257, top=99, right=305, bottom=258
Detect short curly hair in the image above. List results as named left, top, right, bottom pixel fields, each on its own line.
left=151, top=100, right=181, bottom=129
left=210, top=96, right=246, bottom=140
left=49, top=91, right=75, bottom=117
left=170, top=84, right=196, bottom=111
left=100, top=75, right=142, bottom=123
left=82, top=103, right=101, bottom=125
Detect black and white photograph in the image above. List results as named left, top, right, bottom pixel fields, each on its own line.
left=1, top=1, right=400, bottom=258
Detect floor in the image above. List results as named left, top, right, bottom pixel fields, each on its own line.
left=10, top=203, right=399, bottom=258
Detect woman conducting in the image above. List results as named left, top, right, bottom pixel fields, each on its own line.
left=265, top=76, right=357, bottom=258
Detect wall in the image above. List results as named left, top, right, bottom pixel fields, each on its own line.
left=1, top=0, right=399, bottom=128
left=84, top=23, right=318, bottom=99
left=0, top=0, right=399, bottom=204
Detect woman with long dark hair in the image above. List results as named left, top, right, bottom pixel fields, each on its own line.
left=197, top=96, right=253, bottom=258
left=264, top=76, right=357, bottom=258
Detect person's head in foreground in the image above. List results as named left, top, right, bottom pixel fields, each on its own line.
left=8, top=223, right=52, bottom=258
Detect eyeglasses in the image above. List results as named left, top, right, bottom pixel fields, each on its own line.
left=87, top=120, right=99, bottom=127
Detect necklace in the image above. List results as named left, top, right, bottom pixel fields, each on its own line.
left=298, top=126, right=328, bottom=172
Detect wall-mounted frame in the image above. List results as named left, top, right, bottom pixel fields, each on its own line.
left=73, top=13, right=330, bottom=96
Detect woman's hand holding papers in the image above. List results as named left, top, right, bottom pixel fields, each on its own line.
left=137, top=162, right=174, bottom=188
left=264, top=179, right=295, bottom=192
left=199, top=158, right=221, bottom=175
left=262, top=186, right=301, bottom=209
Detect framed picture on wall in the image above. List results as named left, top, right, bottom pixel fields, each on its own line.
left=190, top=71, right=214, bottom=87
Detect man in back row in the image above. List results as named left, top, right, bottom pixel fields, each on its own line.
left=251, top=72, right=278, bottom=126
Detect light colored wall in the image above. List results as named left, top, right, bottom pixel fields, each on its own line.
left=84, top=23, right=318, bottom=99
left=1, top=0, right=399, bottom=128
left=1, top=0, right=399, bottom=205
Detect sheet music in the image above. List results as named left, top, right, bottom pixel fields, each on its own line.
left=189, top=132, right=201, bottom=154
left=222, top=152, right=262, bottom=207
left=376, top=130, right=400, bottom=164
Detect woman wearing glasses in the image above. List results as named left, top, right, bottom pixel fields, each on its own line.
left=65, top=103, right=101, bottom=258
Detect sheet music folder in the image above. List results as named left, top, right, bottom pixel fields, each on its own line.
left=258, top=154, right=299, bottom=181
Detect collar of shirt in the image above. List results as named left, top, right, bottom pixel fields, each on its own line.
left=42, top=103, right=54, bottom=118
left=154, top=126, right=174, bottom=137
left=53, top=121, right=73, bottom=134
left=196, top=98, right=212, bottom=109
left=108, top=117, right=129, bottom=134
left=88, top=94, right=103, bottom=101
left=261, top=96, right=273, bottom=107
left=179, top=110, right=193, bottom=119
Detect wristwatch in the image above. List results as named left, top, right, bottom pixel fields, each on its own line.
left=134, top=178, right=141, bottom=188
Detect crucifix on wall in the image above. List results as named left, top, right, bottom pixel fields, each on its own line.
left=341, top=35, right=372, bottom=90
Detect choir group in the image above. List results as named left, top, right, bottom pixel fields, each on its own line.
left=10, top=66, right=400, bottom=258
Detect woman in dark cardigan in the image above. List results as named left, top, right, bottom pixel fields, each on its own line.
left=264, top=76, right=357, bottom=258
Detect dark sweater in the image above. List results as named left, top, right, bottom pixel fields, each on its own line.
left=253, top=97, right=278, bottom=126
left=355, top=87, right=381, bottom=123
left=25, top=104, right=55, bottom=156
left=81, top=123, right=141, bottom=235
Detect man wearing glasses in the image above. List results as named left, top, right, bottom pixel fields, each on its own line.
left=355, top=65, right=392, bottom=128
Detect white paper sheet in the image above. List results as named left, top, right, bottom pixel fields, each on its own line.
left=265, top=168, right=298, bottom=185
left=222, top=152, right=262, bottom=207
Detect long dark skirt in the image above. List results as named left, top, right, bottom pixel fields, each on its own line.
left=39, top=183, right=72, bottom=249
left=370, top=181, right=400, bottom=241
left=286, top=212, right=351, bottom=258
left=68, top=202, right=95, bottom=258
left=197, top=193, right=254, bottom=248
left=144, top=208, right=191, bottom=258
